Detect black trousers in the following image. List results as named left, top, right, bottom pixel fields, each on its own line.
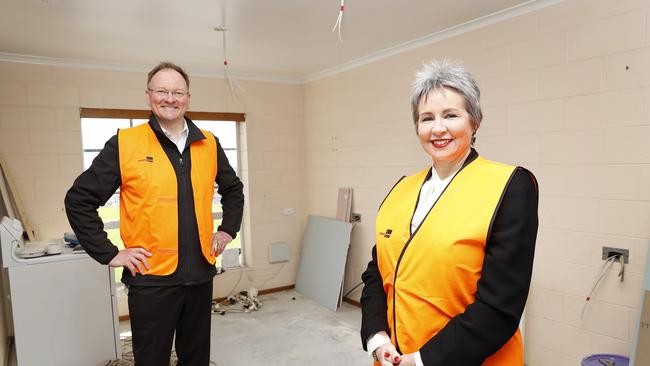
left=127, top=281, right=213, bottom=366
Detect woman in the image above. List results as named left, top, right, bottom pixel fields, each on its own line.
left=360, top=60, right=538, bottom=366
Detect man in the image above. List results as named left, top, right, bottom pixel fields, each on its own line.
left=65, top=61, right=244, bottom=366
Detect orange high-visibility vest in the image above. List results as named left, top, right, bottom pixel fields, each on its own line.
left=118, top=123, right=217, bottom=276
left=375, top=157, right=523, bottom=365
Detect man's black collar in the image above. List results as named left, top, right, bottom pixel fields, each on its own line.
left=147, top=114, right=207, bottom=149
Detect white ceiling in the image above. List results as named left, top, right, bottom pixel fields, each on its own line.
left=0, top=0, right=544, bottom=82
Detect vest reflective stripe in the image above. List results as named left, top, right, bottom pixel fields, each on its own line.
left=118, top=123, right=217, bottom=276
left=375, top=157, right=523, bottom=365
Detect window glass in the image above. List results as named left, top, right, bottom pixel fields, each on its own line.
left=83, top=152, right=100, bottom=170
left=81, top=118, right=130, bottom=150
left=192, top=120, right=241, bottom=267
left=194, top=120, right=238, bottom=149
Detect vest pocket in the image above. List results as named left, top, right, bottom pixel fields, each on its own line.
left=146, top=247, right=179, bottom=275
left=157, top=248, right=177, bottom=254
left=156, top=196, right=176, bottom=203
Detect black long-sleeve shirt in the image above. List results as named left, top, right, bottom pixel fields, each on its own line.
left=360, top=150, right=538, bottom=365
left=64, top=115, right=244, bottom=286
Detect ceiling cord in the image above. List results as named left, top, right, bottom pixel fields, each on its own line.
left=331, top=0, right=345, bottom=42
left=215, top=0, right=243, bottom=93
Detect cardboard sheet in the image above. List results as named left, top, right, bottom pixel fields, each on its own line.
left=335, top=187, right=352, bottom=222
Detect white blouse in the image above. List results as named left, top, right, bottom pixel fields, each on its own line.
left=410, top=167, right=458, bottom=234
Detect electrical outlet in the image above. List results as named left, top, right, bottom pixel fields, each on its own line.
left=602, top=246, right=629, bottom=264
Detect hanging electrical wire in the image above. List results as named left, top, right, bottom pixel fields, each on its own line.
left=580, top=255, right=624, bottom=319
left=215, top=0, right=243, bottom=93
left=331, top=0, right=345, bottom=42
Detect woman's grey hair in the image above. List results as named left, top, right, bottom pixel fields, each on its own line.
left=411, top=59, right=482, bottom=131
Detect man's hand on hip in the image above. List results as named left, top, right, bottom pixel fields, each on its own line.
left=109, top=247, right=152, bottom=276
left=211, top=231, right=233, bottom=256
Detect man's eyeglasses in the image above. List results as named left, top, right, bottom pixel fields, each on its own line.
left=147, top=88, right=189, bottom=99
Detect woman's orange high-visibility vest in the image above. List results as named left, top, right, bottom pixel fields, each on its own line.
left=375, top=157, right=523, bottom=365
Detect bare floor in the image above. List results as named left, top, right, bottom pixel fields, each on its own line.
left=117, top=290, right=371, bottom=366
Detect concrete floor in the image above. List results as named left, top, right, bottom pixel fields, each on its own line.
left=118, top=289, right=372, bottom=366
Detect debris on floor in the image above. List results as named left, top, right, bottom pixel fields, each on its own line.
left=212, top=287, right=262, bottom=315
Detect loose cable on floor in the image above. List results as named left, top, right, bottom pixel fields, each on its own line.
left=213, top=266, right=245, bottom=304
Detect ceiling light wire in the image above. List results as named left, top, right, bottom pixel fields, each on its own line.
left=331, top=0, right=345, bottom=43
left=215, top=0, right=243, bottom=93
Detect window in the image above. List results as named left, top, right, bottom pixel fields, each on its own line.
left=79, top=109, right=245, bottom=281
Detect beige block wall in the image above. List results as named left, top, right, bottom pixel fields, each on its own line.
left=304, top=0, right=650, bottom=364
left=0, top=0, right=648, bottom=364
left=0, top=62, right=305, bottom=357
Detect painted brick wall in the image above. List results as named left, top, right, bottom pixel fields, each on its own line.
left=304, top=0, right=650, bottom=364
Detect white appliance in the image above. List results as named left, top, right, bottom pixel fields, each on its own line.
left=0, top=217, right=120, bottom=366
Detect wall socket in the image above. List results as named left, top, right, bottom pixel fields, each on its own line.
left=602, top=246, right=629, bottom=264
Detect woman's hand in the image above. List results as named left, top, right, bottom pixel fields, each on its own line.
left=374, top=341, right=402, bottom=365
left=396, top=353, right=417, bottom=366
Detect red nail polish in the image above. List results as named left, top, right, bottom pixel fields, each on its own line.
left=384, top=352, right=390, bottom=358
left=394, top=356, right=400, bottom=362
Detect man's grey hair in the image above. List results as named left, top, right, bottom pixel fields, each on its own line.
left=410, top=59, right=482, bottom=131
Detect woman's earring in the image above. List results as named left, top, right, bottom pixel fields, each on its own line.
left=471, top=133, right=476, bottom=147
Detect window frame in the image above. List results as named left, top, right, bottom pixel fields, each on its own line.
left=79, top=107, right=246, bottom=262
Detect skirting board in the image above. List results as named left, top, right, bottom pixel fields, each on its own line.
left=343, top=297, right=361, bottom=308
